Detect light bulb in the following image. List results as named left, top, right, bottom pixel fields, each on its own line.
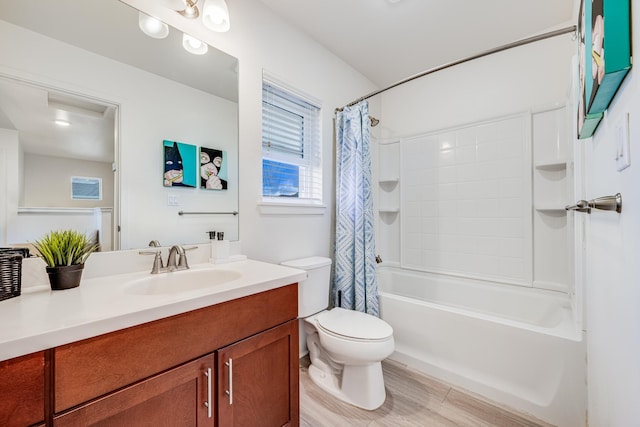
left=182, top=33, right=208, bottom=55
left=209, top=12, right=224, bottom=25
left=202, top=0, right=230, bottom=32
left=138, top=12, right=169, bottom=39
left=184, top=5, right=197, bottom=17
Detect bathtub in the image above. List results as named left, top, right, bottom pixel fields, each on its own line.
left=378, top=266, right=586, bottom=427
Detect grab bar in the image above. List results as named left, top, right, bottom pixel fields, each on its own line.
left=178, top=211, right=239, bottom=216
left=565, top=193, right=622, bottom=214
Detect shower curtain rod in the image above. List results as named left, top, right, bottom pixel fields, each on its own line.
left=335, top=25, right=577, bottom=113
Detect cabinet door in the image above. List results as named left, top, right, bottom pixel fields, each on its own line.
left=54, top=354, right=215, bottom=427
left=218, top=320, right=299, bottom=427
left=0, top=351, right=45, bottom=427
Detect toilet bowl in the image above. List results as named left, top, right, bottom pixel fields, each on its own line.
left=305, top=308, right=394, bottom=410
left=280, top=256, right=395, bottom=410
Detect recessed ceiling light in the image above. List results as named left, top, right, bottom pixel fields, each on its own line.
left=54, top=119, right=71, bottom=127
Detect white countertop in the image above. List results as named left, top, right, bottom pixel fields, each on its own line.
left=0, top=259, right=306, bottom=361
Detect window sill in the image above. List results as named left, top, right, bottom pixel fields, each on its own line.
left=257, top=201, right=326, bottom=215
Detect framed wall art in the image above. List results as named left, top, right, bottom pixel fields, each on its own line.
left=577, top=0, right=631, bottom=139
left=163, top=140, right=197, bottom=187
left=199, top=146, right=228, bottom=190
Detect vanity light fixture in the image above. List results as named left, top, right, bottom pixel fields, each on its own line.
left=138, top=12, right=169, bottom=39
left=182, top=33, right=208, bottom=55
left=173, top=0, right=230, bottom=32
left=138, top=0, right=231, bottom=54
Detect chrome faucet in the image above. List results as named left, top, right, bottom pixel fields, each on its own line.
left=139, top=244, right=197, bottom=274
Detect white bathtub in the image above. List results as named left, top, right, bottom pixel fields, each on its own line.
left=378, top=266, right=586, bottom=427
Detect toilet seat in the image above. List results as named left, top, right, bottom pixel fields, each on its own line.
left=316, top=308, right=393, bottom=342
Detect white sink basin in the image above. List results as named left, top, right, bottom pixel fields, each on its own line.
left=124, top=268, right=242, bottom=295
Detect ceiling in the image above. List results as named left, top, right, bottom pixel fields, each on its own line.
left=258, top=0, right=578, bottom=89
left=0, top=0, right=578, bottom=162
left=0, top=79, right=116, bottom=163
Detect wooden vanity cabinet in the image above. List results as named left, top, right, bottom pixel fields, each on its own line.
left=0, top=351, right=45, bottom=427
left=51, top=284, right=299, bottom=427
left=218, top=320, right=299, bottom=427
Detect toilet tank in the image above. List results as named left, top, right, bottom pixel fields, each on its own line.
left=281, top=256, right=332, bottom=317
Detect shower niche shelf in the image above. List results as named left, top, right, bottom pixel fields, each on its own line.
left=534, top=206, right=567, bottom=214
left=378, top=177, right=399, bottom=184
left=378, top=178, right=399, bottom=194
left=375, top=140, right=401, bottom=265
left=534, top=159, right=567, bottom=171
left=532, top=105, right=573, bottom=293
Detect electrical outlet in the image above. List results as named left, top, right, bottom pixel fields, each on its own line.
left=615, top=113, right=631, bottom=172
left=167, top=194, right=180, bottom=206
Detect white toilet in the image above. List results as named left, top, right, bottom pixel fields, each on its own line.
left=281, top=256, right=394, bottom=410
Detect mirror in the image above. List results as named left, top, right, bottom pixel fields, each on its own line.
left=0, top=0, right=239, bottom=251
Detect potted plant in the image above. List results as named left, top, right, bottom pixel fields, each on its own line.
left=32, top=230, right=100, bottom=290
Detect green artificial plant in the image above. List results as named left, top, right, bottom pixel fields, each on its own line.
left=33, top=230, right=100, bottom=267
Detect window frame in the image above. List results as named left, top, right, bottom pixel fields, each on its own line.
left=70, top=176, right=103, bottom=201
left=259, top=72, right=325, bottom=214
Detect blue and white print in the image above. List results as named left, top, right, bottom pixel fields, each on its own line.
left=333, top=101, right=379, bottom=316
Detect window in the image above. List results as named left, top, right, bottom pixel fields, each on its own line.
left=71, top=176, right=102, bottom=200
left=262, top=75, right=322, bottom=205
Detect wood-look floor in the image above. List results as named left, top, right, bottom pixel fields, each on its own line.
left=299, top=357, right=554, bottom=427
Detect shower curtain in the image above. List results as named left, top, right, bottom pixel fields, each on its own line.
left=333, top=101, right=379, bottom=316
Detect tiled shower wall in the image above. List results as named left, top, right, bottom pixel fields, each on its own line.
left=400, top=115, right=532, bottom=286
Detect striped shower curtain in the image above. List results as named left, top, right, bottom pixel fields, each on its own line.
left=333, top=101, right=379, bottom=316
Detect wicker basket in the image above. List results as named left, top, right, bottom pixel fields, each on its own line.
left=0, top=254, right=22, bottom=302
left=0, top=247, right=30, bottom=258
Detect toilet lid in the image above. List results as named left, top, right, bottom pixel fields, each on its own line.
left=316, top=308, right=393, bottom=340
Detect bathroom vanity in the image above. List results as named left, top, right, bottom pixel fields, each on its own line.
left=0, top=259, right=305, bottom=427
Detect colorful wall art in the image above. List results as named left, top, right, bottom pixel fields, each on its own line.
left=199, top=147, right=228, bottom=190
left=163, top=140, right=198, bottom=187
left=577, top=0, right=631, bottom=139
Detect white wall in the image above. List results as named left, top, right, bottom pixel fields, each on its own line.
left=378, top=35, right=575, bottom=137
left=22, top=154, right=114, bottom=208
left=0, top=19, right=238, bottom=249
left=125, top=0, right=377, bottom=264
left=0, top=128, right=19, bottom=246
left=581, top=9, right=640, bottom=426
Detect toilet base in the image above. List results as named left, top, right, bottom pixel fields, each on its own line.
left=307, top=359, right=387, bottom=410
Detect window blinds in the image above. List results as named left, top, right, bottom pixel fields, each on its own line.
left=261, top=79, right=322, bottom=202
